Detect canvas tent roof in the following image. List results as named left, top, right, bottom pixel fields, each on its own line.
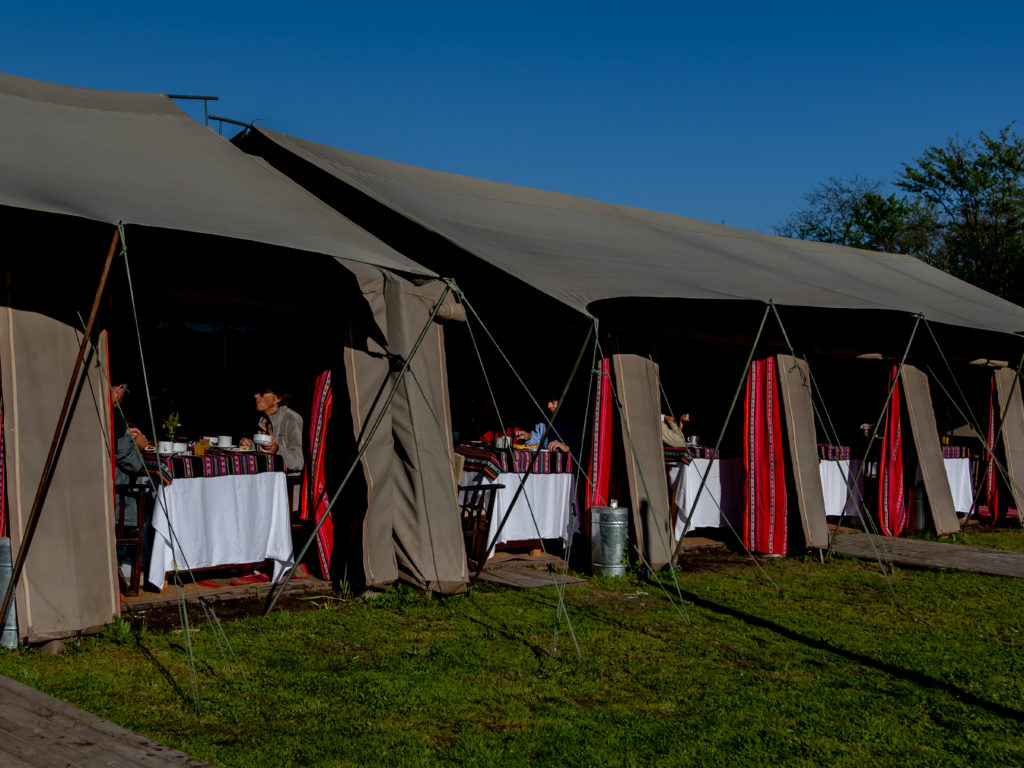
left=0, top=72, right=432, bottom=276
left=242, top=127, right=1024, bottom=336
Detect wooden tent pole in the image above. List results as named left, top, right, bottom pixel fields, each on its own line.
left=0, top=228, right=121, bottom=637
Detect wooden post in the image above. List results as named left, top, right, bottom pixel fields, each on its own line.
left=0, top=228, right=121, bottom=635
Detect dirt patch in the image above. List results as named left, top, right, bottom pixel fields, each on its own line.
left=675, top=546, right=756, bottom=574
left=125, top=591, right=334, bottom=634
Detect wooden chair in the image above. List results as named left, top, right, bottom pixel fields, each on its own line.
left=286, top=471, right=304, bottom=532
left=114, top=484, right=148, bottom=596
left=458, top=484, right=504, bottom=568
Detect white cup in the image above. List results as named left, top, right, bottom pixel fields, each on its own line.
left=218, top=435, right=232, bottom=448
left=253, top=433, right=273, bottom=447
left=158, top=440, right=173, bottom=454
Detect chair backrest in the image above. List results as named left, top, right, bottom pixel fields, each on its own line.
left=113, top=483, right=148, bottom=596
left=113, top=484, right=147, bottom=536
left=458, top=484, right=504, bottom=567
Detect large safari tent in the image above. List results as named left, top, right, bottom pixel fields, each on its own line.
left=0, top=72, right=466, bottom=643
left=4, top=72, right=1024, bottom=643
left=234, top=125, right=1024, bottom=571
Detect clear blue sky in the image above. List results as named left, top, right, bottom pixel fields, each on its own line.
left=6, top=1, right=1023, bottom=233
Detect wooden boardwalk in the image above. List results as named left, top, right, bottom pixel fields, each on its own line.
left=476, top=553, right=588, bottom=589
left=0, top=674, right=215, bottom=767
left=831, top=531, right=1024, bottom=578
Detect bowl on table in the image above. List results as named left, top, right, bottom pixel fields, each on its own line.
left=217, top=435, right=233, bottom=448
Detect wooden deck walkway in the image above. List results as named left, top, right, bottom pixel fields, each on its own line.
left=476, top=553, right=588, bottom=589
left=831, top=531, right=1024, bottom=578
left=0, top=674, right=215, bottom=767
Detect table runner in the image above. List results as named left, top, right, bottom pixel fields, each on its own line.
left=663, top=445, right=718, bottom=464
left=143, top=447, right=284, bottom=482
left=817, top=444, right=851, bottom=460
left=455, top=445, right=571, bottom=480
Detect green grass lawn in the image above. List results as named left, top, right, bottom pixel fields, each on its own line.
left=1, top=538, right=1023, bottom=768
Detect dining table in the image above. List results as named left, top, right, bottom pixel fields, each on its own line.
left=668, top=456, right=745, bottom=539
left=456, top=443, right=576, bottom=549
left=144, top=447, right=294, bottom=588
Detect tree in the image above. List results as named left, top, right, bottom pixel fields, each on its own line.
left=777, top=126, right=1024, bottom=304
left=896, top=126, right=1024, bottom=304
left=774, top=176, right=938, bottom=259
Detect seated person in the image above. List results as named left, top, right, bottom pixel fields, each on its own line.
left=111, top=382, right=152, bottom=581
left=515, top=393, right=571, bottom=453
left=661, top=413, right=688, bottom=447
left=240, top=385, right=305, bottom=472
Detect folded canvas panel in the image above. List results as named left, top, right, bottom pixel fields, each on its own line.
left=901, top=365, right=959, bottom=536
left=775, top=355, right=829, bottom=548
left=995, top=367, right=1024, bottom=514
left=611, top=354, right=673, bottom=569
left=245, top=127, right=1024, bottom=336
left=0, top=72, right=431, bottom=276
left=345, top=269, right=466, bottom=593
left=0, top=308, right=117, bottom=642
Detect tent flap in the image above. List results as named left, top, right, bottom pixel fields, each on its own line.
left=775, top=354, right=829, bottom=548
left=0, top=307, right=118, bottom=642
left=995, top=367, right=1024, bottom=515
left=611, top=354, right=673, bottom=570
left=901, top=365, right=959, bottom=536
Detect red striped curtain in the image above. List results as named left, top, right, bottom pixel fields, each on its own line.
left=586, top=358, right=613, bottom=510
left=0, top=382, right=6, bottom=539
left=301, top=369, right=334, bottom=579
left=983, top=373, right=1000, bottom=526
left=743, top=357, right=787, bottom=555
left=878, top=366, right=907, bottom=537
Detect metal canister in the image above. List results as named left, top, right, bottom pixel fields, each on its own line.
left=0, top=538, right=17, bottom=648
left=591, top=504, right=629, bottom=577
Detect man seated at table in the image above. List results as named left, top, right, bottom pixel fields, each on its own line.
left=515, top=392, right=572, bottom=453
left=111, top=382, right=152, bottom=581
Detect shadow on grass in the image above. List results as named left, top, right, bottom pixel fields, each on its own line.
left=132, top=638, right=194, bottom=707
left=658, top=581, right=1024, bottom=723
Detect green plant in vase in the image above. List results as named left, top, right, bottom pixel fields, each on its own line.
left=162, top=411, right=180, bottom=441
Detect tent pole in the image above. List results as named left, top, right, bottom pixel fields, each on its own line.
left=0, top=227, right=121, bottom=636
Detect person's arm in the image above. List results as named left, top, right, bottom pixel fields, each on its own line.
left=115, top=429, right=145, bottom=475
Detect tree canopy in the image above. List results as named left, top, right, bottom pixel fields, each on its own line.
left=776, top=126, right=1024, bottom=305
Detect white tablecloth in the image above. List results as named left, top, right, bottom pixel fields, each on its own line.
left=914, top=457, right=974, bottom=515
left=670, top=458, right=744, bottom=538
left=147, top=472, right=293, bottom=587
left=820, top=459, right=864, bottom=519
left=460, top=470, right=576, bottom=546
